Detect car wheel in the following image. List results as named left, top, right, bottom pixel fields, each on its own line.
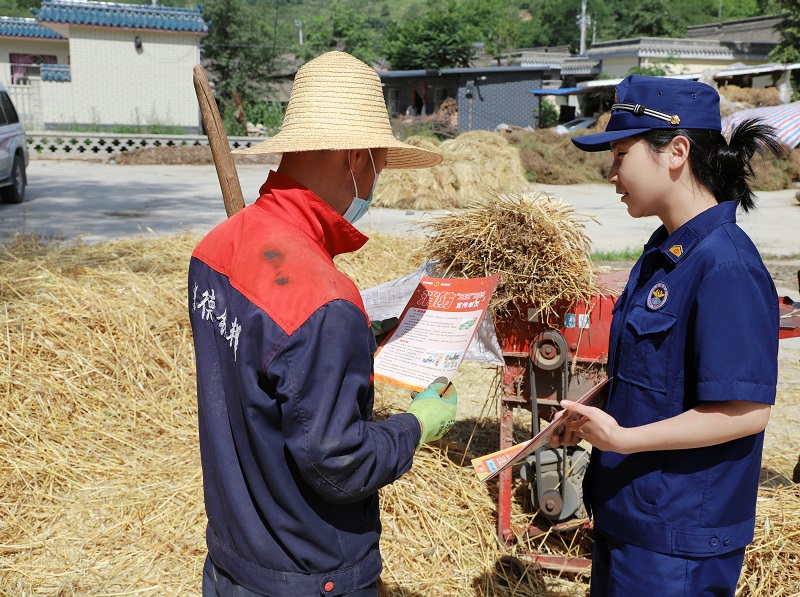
left=1, top=154, right=26, bottom=204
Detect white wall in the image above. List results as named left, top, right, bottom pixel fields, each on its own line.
left=67, top=26, right=201, bottom=129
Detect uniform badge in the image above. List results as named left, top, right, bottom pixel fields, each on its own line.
left=668, top=245, right=683, bottom=258
left=647, top=282, right=668, bottom=310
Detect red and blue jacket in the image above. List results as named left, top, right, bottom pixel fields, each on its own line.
left=188, top=171, right=421, bottom=596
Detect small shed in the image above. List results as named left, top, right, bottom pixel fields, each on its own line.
left=380, top=66, right=551, bottom=132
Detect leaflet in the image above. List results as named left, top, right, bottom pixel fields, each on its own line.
left=471, top=377, right=610, bottom=482
left=373, top=274, right=500, bottom=391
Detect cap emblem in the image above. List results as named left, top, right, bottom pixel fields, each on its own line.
left=647, top=282, right=668, bottom=310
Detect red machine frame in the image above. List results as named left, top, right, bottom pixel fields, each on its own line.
left=491, top=268, right=800, bottom=575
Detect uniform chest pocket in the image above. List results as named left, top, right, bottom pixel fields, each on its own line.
left=618, top=305, right=678, bottom=393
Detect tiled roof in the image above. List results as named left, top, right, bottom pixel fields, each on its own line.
left=41, top=63, right=71, bottom=81
left=588, top=37, right=734, bottom=60
left=33, top=0, right=209, bottom=33
left=0, top=16, right=66, bottom=39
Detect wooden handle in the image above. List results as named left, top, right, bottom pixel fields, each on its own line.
left=193, top=64, right=245, bottom=218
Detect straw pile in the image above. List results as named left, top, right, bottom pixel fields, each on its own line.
left=423, top=192, right=599, bottom=316
left=1, top=234, right=205, bottom=595
left=739, top=484, right=800, bottom=596
left=2, top=233, right=799, bottom=596
left=373, top=131, right=529, bottom=210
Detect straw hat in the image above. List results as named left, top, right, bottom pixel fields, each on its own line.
left=233, top=51, right=443, bottom=169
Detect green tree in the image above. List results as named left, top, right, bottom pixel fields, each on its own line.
left=518, top=0, right=583, bottom=50
left=456, top=0, right=521, bottom=55
left=617, top=0, right=684, bottom=37
left=201, top=0, right=279, bottom=133
left=770, top=0, right=800, bottom=63
left=0, top=0, right=36, bottom=18
left=384, top=2, right=478, bottom=69
left=301, top=1, right=379, bottom=64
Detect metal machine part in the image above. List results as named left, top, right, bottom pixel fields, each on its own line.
left=520, top=446, right=589, bottom=522
left=530, top=330, right=568, bottom=371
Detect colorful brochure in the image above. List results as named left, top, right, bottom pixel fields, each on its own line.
left=471, top=378, right=611, bottom=482
left=373, top=274, right=500, bottom=392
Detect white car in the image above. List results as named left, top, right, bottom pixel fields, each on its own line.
left=0, top=82, right=28, bottom=204
left=553, top=116, right=597, bottom=135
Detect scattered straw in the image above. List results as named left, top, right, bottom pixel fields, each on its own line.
left=1, top=233, right=798, bottom=596
left=423, top=192, right=599, bottom=316
left=374, top=131, right=529, bottom=210
left=739, top=484, right=800, bottom=596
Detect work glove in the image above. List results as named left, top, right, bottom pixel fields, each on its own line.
left=405, top=376, right=458, bottom=449
left=370, top=317, right=399, bottom=344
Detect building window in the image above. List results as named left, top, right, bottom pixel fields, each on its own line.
left=10, top=53, right=57, bottom=85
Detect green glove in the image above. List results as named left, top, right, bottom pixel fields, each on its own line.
left=370, top=317, right=399, bottom=344
left=406, top=377, right=458, bottom=449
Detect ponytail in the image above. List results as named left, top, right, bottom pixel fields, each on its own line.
left=640, top=119, right=783, bottom=212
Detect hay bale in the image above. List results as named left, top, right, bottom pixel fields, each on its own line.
left=718, top=84, right=782, bottom=108
left=423, top=192, right=599, bottom=316
left=505, top=129, right=610, bottom=185
left=374, top=132, right=529, bottom=210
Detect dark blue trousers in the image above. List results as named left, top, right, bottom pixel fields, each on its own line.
left=202, top=555, right=378, bottom=597
left=590, top=529, right=746, bottom=597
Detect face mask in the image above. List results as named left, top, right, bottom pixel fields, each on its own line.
left=343, top=148, right=378, bottom=224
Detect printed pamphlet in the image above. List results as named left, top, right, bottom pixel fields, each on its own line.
left=373, top=274, right=500, bottom=391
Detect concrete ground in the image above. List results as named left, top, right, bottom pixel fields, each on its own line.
left=3, top=160, right=799, bottom=259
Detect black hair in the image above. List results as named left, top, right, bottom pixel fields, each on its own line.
left=639, top=119, right=784, bottom=212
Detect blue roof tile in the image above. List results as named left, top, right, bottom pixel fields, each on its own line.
left=33, top=0, right=209, bottom=34
left=41, top=63, right=71, bottom=81
left=0, top=16, right=66, bottom=39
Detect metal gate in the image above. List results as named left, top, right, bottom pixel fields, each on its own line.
left=8, top=79, right=43, bottom=131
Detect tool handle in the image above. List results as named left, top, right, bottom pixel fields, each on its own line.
left=193, top=64, right=245, bottom=219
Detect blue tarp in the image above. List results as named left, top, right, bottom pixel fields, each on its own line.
left=529, top=87, right=583, bottom=96
left=722, top=102, right=800, bottom=149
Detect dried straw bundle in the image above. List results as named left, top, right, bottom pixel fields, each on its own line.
left=373, top=131, right=529, bottom=210
left=423, top=192, right=599, bottom=316
left=739, top=484, right=800, bottom=596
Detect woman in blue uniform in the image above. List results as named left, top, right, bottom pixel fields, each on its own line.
left=551, top=75, right=781, bottom=596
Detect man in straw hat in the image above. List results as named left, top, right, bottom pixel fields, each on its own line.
left=189, top=51, right=458, bottom=597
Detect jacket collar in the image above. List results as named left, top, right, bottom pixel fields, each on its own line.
left=643, top=201, right=738, bottom=265
left=254, top=170, right=368, bottom=258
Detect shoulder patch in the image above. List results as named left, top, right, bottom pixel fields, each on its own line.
left=668, top=245, right=683, bottom=258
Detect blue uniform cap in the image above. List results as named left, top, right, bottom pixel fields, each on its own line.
left=572, top=75, right=722, bottom=152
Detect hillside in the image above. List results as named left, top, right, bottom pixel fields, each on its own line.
left=5, top=0, right=781, bottom=54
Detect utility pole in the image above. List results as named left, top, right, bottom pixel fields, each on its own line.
left=294, top=19, right=304, bottom=46
left=577, top=0, right=590, bottom=56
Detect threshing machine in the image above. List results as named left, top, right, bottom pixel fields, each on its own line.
left=492, top=269, right=800, bottom=575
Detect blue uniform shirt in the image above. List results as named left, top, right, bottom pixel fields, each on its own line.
left=587, top=201, right=779, bottom=557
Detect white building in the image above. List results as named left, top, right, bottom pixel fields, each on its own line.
left=1, top=0, right=208, bottom=131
